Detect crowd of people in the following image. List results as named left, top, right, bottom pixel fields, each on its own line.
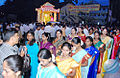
left=0, top=22, right=120, bottom=78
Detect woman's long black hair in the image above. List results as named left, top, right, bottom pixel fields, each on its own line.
left=71, top=27, right=77, bottom=34
left=42, top=32, right=51, bottom=42
left=85, top=36, right=94, bottom=47
left=61, top=42, right=72, bottom=50
left=61, top=42, right=72, bottom=56
left=71, top=37, right=81, bottom=44
left=55, top=29, right=62, bottom=38
left=37, top=48, right=52, bottom=59
left=102, top=27, right=109, bottom=36
left=27, top=30, right=35, bottom=46
left=78, top=26, right=84, bottom=34
left=94, top=31, right=101, bottom=41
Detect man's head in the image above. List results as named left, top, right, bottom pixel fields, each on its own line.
left=36, top=26, right=40, bottom=30
left=4, top=30, right=19, bottom=45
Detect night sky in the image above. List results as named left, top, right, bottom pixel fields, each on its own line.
left=0, top=0, right=109, bottom=6
left=0, top=0, right=6, bottom=6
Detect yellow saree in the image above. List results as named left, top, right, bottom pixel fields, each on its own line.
left=56, top=56, right=81, bottom=78
left=98, top=36, right=113, bottom=78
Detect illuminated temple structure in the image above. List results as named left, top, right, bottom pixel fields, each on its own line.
left=36, top=2, right=60, bottom=24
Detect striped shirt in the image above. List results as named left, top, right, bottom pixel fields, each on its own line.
left=0, top=43, right=18, bottom=78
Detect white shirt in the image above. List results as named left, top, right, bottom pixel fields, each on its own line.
left=65, top=27, right=72, bottom=37
left=29, top=23, right=34, bottom=30
left=54, top=25, right=59, bottom=31
left=6, top=25, right=11, bottom=30
left=44, top=25, right=52, bottom=33
left=39, top=29, right=44, bottom=39
left=51, top=27, right=56, bottom=37
left=83, top=28, right=89, bottom=36
left=23, top=24, right=30, bottom=33
left=34, top=30, right=40, bottom=42
left=20, top=26, right=24, bottom=35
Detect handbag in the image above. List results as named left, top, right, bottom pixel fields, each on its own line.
left=23, top=49, right=31, bottom=73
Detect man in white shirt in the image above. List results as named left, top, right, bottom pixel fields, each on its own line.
left=23, top=24, right=30, bottom=41
left=65, top=25, right=72, bottom=37
left=29, top=23, right=35, bottom=30
left=20, top=24, right=24, bottom=36
left=54, top=24, right=59, bottom=32
left=44, top=23, right=52, bottom=34
left=51, top=26, right=56, bottom=38
left=23, top=24, right=30, bottom=33
left=34, top=26, right=40, bottom=42
left=58, top=24, right=62, bottom=30
left=83, top=26, right=89, bottom=36
left=39, top=26, right=44, bottom=42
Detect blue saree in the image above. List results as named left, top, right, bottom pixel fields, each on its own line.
left=85, top=46, right=100, bottom=78
left=72, top=49, right=88, bottom=78
left=25, top=42, right=39, bottom=78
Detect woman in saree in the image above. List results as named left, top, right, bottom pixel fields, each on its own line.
left=111, top=31, right=120, bottom=59
left=83, top=36, right=99, bottom=78
left=88, top=28, right=94, bottom=38
left=116, top=29, right=120, bottom=35
left=25, top=30, right=39, bottom=78
left=71, top=37, right=88, bottom=78
left=56, top=42, right=80, bottom=78
left=40, top=32, right=56, bottom=57
left=77, top=27, right=86, bottom=43
left=52, top=29, right=65, bottom=56
left=67, top=27, right=84, bottom=46
left=61, top=25, right=66, bottom=37
left=100, top=28, right=113, bottom=77
left=67, top=27, right=79, bottom=43
left=36, top=48, right=66, bottom=78
left=93, top=31, right=105, bottom=77
left=111, top=32, right=117, bottom=59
